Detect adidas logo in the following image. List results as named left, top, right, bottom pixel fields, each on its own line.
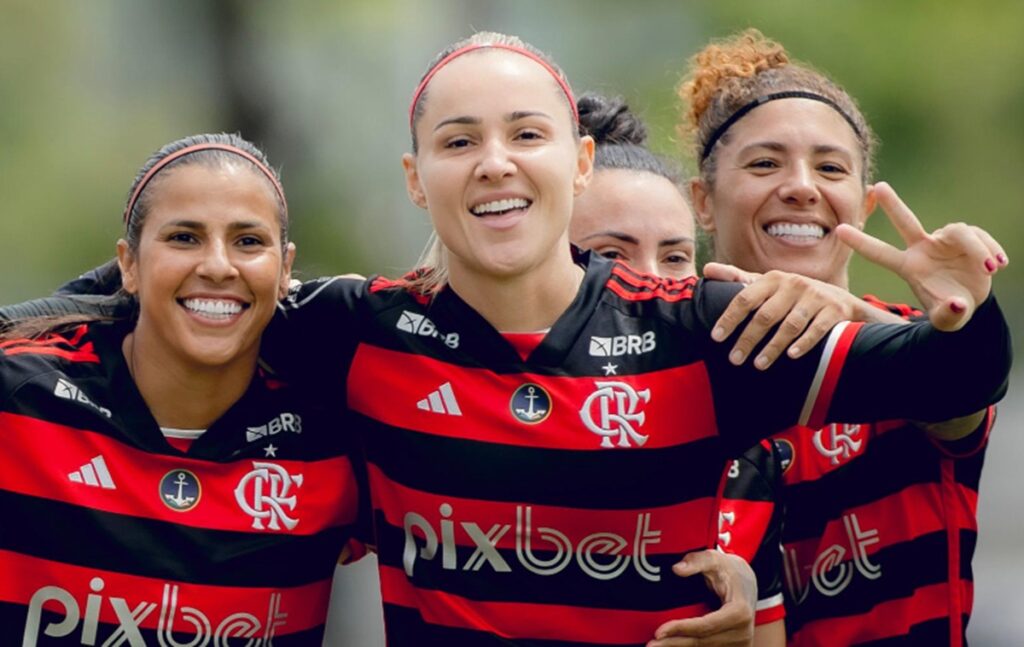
left=417, top=382, right=462, bottom=416
left=68, top=455, right=116, bottom=490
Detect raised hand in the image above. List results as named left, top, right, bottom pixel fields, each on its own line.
left=836, top=182, right=1007, bottom=331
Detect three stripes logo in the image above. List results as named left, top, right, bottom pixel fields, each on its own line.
left=67, top=455, right=116, bottom=490
left=417, top=382, right=462, bottom=416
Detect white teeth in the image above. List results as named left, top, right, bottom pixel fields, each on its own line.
left=470, top=198, right=530, bottom=216
left=182, top=298, right=243, bottom=319
left=766, top=222, right=826, bottom=239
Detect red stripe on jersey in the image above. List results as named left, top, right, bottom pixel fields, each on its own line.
left=800, top=322, right=863, bottom=429
left=755, top=598, right=785, bottom=626
left=379, top=563, right=713, bottom=644
left=943, top=460, right=964, bottom=647
left=0, top=325, right=99, bottom=363
left=349, top=345, right=717, bottom=450
left=501, top=331, right=546, bottom=361
left=0, top=550, right=330, bottom=636
left=783, top=480, right=979, bottom=572
left=0, top=412, right=356, bottom=535
left=790, top=580, right=960, bottom=646
left=368, top=463, right=716, bottom=557
left=606, top=266, right=695, bottom=302
left=717, top=499, right=774, bottom=562
left=931, top=405, right=994, bottom=460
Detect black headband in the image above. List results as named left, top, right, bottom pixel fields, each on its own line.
left=700, top=91, right=863, bottom=163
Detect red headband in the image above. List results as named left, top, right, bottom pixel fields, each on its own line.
left=123, top=143, right=287, bottom=229
left=408, top=43, right=579, bottom=131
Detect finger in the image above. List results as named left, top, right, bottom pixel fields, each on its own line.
left=703, top=262, right=762, bottom=285
left=835, top=223, right=905, bottom=273
left=711, top=280, right=774, bottom=344
left=873, top=181, right=928, bottom=245
left=730, top=290, right=809, bottom=367
left=935, top=222, right=995, bottom=274
left=970, top=225, right=1007, bottom=270
left=672, top=550, right=716, bottom=577
left=787, top=308, right=844, bottom=358
left=653, top=601, right=749, bottom=639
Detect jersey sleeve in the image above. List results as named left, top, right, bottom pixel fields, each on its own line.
left=259, top=276, right=367, bottom=394
left=717, top=440, right=785, bottom=626
left=694, top=281, right=1012, bottom=450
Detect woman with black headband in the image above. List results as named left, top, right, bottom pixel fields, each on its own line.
left=0, top=133, right=359, bottom=644
left=678, top=29, right=1007, bottom=646
left=0, top=31, right=1012, bottom=647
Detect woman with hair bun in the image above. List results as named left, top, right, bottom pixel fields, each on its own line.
left=678, top=28, right=1006, bottom=646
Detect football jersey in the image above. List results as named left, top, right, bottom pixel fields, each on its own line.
left=0, top=320, right=358, bottom=645
left=718, top=439, right=786, bottom=626
left=776, top=406, right=993, bottom=647
left=260, top=253, right=1009, bottom=646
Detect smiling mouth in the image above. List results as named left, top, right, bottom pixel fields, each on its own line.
left=470, top=198, right=532, bottom=217
left=764, top=222, right=828, bottom=241
left=179, top=298, right=248, bottom=320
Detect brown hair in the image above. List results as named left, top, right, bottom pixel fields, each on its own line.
left=677, top=29, right=877, bottom=185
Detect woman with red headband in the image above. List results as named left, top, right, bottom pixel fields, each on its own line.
left=677, top=29, right=1008, bottom=646
left=0, top=133, right=359, bottom=644
left=1, top=32, right=1011, bottom=647
left=254, top=32, right=1008, bottom=646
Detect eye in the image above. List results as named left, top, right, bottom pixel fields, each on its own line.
left=515, top=128, right=545, bottom=142
left=596, top=248, right=625, bottom=261
left=746, top=158, right=780, bottom=170
left=663, top=252, right=693, bottom=266
left=818, top=162, right=849, bottom=175
left=237, top=234, right=267, bottom=248
left=166, top=231, right=199, bottom=245
left=444, top=136, right=473, bottom=149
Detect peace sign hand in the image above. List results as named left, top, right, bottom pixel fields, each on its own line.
left=836, top=182, right=1008, bottom=331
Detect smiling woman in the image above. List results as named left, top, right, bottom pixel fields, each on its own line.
left=0, top=134, right=358, bottom=644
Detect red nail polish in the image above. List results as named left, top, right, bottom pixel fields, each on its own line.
left=950, top=302, right=965, bottom=313
left=997, top=253, right=1008, bottom=265
left=984, top=258, right=996, bottom=272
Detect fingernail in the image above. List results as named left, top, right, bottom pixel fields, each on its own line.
left=950, top=301, right=965, bottom=313
left=788, top=346, right=801, bottom=357
left=984, top=258, right=996, bottom=272
left=754, top=355, right=769, bottom=370
left=997, top=253, right=1008, bottom=266
left=729, top=350, right=745, bottom=364
left=712, top=326, right=726, bottom=341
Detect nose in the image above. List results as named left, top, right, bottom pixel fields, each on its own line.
left=635, top=254, right=660, bottom=278
left=778, top=162, right=820, bottom=206
left=196, top=239, right=240, bottom=283
left=474, top=138, right=516, bottom=182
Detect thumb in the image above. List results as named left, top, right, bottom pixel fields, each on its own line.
left=703, top=262, right=761, bottom=284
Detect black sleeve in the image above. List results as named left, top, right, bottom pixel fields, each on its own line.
left=0, top=294, right=132, bottom=325
left=695, top=281, right=1012, bottom=450
left=54, top=258, right=123, bottom=296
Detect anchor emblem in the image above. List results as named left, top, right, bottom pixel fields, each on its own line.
left=510, top=383, right=552, bottom=424
left=160, top=469, right=201, bottom=512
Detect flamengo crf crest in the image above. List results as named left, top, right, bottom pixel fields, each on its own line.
left=580, top=381, right=651, bottom=448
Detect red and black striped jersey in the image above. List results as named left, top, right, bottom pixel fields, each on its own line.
left=0, top=320, right=358, bottom=645
left=717, top=439, right=786, bottom=626
left=775, top=410, right=993, bottom=647
left=262, top=254, right=1009, bottom=646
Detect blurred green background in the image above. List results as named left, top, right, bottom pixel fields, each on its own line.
left=2, top=1, right=1021, bottom=643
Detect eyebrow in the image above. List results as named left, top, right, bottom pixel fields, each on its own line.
left=659, top=236, right=695, bottom=247
left=579, top=230, right=639, bottom=245
left=161, top=219, right=269, bottom=231
left=740, top=141, right=854, bottom=157
left=433, top=111, right=554, bottom=131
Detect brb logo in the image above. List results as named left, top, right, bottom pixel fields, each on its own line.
left=403, top=503, right=662, bottom=582
left=813, top=424, right=865, bottom=466
left=396, top=310, right=460, bottom=349
left=234, top=462, right=303, bottom=531
left=22, top=577, right=287, bottom=645
left=246, top=413, right=302, bottom=443
left=588, top=331, right=656, bottom=357
left=783, top=513, right=882, bottom=602
left=579, top=381, right=651, bottom=448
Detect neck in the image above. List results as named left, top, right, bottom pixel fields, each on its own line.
left=123, top=329, right=256, bottom=429
left=447, top=248, right=584, bottom=332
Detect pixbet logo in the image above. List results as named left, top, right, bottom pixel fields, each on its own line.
left=403, top=503, right=662, bottom=582
left=783, top=513, right=882, bottom=602
left=396, top=311, right=460, bottom=349
left=588, top=331, right=656, bottom=357
left=22, top=577, right=287, bottom=645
